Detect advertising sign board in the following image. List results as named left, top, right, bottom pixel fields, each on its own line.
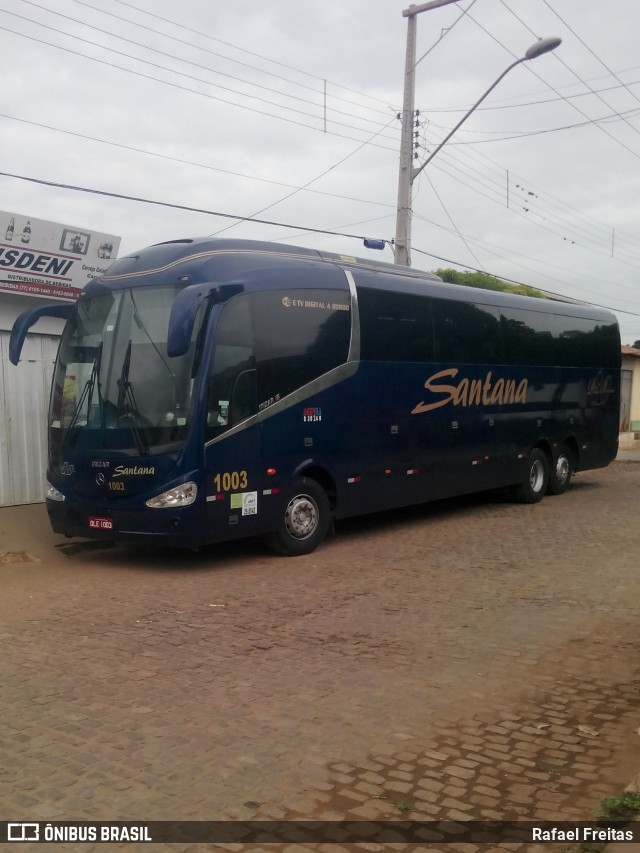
left=0, top=210, right=120, bottom=301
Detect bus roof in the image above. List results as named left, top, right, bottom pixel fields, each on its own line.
left=101, top=237, right=441, bottom=284
left=96, top=237, right=616, bottom=325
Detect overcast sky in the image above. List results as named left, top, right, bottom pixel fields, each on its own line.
left=2, top=0, right=640, bottom=343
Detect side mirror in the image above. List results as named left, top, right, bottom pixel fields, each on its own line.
left=10, top=303, right=75, bottom=365
left=167, top=284, right=216, bottom=358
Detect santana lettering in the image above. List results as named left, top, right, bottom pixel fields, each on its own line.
left=412, top=368, right=528, bottom=415
left=586, top=371, right=615, bottom=406
left=113, top=465, right=155, bottom=476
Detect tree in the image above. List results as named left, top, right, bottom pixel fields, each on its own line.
left=434, top=268, right=546, bottom=299
left=633, top=340, right=640, bottom=349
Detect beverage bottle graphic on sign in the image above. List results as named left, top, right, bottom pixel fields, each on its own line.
left=21, top=221, right=32, bottom=244
left=5, top=217, right=14, bottom=241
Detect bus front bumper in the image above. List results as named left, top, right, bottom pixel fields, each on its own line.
left=46, top=499, right=205, bottom=549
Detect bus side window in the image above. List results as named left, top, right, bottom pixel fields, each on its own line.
left=229, top=369, right=257, bottom=426
left=206, top=295, right=256, bottom=440
left=251, top=289, right=351, bottom=403
left=433, top=300, right=502, bottom=364
left=356, top=287, right=434, bottom=362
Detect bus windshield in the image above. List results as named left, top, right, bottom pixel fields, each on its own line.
left=50, top=285, right=205, bottom=455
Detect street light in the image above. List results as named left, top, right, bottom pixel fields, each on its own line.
left=394, top=35, right=561, bottom=266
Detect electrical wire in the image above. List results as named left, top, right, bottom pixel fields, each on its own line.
left=105, top=0, right=395, bottom=113
left=0, top=111, right=397, bottom=212
left=1, top=167, right=638, bottom=322
left=540, top=0, right=640, bottom=112
left=8, top=0, right=639, bottom=265
left=208, top=117, right=399, bottom=237
left=413, top=209, right=640, bottom=306
left=0, top=169, right=378, bottom=241
left=3, top=0, right=640, bottom=327
left=466, top=10, right=640, bottom=162
left=410, top=247, right=640, bottom=319
left=17, top=1, right=394, bottom=131
left=0, top=23, right=400, bottom=149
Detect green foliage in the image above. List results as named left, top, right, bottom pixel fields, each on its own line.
left=632, top=339, right=640, bottom=349
left=599, top=792, right=640, bottom=819
left=434, top=268, right=547, bottom=299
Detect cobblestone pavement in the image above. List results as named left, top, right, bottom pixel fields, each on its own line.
left=1, top=460, right=640, bottom=852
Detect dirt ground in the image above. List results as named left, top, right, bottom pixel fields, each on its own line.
left=1, top=459, right=640, bottom=851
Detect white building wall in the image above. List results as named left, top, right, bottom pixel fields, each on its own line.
left=0, top=293, right=64, bottom=506
left=0, top=331, right=59, bottom=505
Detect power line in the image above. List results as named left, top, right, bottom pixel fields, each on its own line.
left=539, top=0, right=640, bottom=111
left=429, top=106, right=640, bottom=139
left=466, top=10, right=640, bottom=162
left=0, top=110, right=397, bottom=210
left=0, top=169, right=376, bottom=241
left=410, top=247, right=640, bottom=319
left=8, top=0, right=638, bottom=265
left=1, top=168, right=638, bottom=322
left=17, top=1, right=394, bottom=132
left=0, top=23, right=399, bottom=148
left=424, top=75, right=640, bottom=114
left=413, top=209, right=640, bottom=306
left=424, top=173, right=487, bottom=272
left=4, top=0, right=640, bottom=324
left=499, top=0, right=640, bottom=141
left=107, top=0, right=392, bottom=112
left=430, top=129, right=640, bottom=260
left=209, top=117, right=398, bottom=237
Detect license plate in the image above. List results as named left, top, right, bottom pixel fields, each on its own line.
left=89, top=516, right=113, bottom=530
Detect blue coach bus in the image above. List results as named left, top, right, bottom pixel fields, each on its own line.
left=10, top=238, right=620, bottom=556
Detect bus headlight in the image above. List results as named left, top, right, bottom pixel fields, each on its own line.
left=46, top=480, right=65, bottom=501
left=146, top=482, right=197, bottom=509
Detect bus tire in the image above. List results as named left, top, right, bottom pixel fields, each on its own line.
left=547, top=444, right=573, bottom=495
left=513, top=449, right=548, bottom=504
left=265, top=478, right=331, bottom=557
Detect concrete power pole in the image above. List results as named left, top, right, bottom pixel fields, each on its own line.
left=394, top=0, right=462, bottom=267
left=394, top=3, right=560, bottom=268
left=394, top=9, right=418, bottom=267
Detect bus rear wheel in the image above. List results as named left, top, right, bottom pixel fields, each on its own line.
left=547, top=444, right=573, bottom=495
left=265, top=478, right=331, bottom=556
left=513, top=448, right=548, bottom=504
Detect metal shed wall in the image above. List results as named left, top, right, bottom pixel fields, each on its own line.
left=0, top=332, right=58, bottom=506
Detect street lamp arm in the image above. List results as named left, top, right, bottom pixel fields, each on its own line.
left=411, top=55, right=524, bottom=182
left=412, top=37, right=561, bottom=182
left=394, top=26, right=561, bottom=267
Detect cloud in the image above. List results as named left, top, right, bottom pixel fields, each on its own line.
left=1, top=0, right=639, bottom=341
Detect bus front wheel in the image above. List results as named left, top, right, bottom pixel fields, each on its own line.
left=265, top=478, right=331, bottom=556
left=513, top=449, right=548, bottom=504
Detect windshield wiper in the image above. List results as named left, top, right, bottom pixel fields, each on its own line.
left=62, top=341, right=103, bottom=452
left=116, top=340, right=149, bottom=456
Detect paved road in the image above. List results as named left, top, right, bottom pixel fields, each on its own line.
left=1, top=459, right=640, bottom=852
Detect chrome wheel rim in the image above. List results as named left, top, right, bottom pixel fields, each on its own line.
left=555, top=454, right=570, bottom=485
left=530, top=459, right=545, bottom=493
left=284, top=494, right=319, bottom=540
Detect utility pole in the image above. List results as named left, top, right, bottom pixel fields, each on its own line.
left=395, top=0, right=462, bottom=266
left=394, top=3, right=560, bottom=268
